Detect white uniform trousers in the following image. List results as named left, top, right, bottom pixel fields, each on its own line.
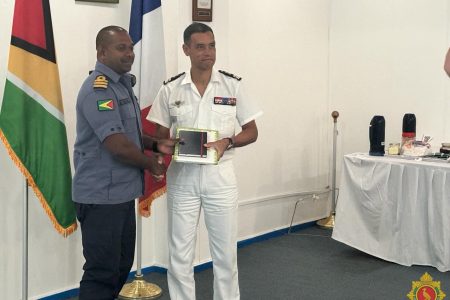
left=166, top=160, right=240, bottom=300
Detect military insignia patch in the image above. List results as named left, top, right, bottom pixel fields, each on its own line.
left=214, top=97, right=236, bottom=106
left=97, top=99, right=114, bottom=111
left=218, top=70, right=242, bottom=81
left=163, top=72, right=185, bottom=85
left=93, top=75, right=108, bottom=89
left=174, top=100, right=184, bottom=107
left=407, top=272, right=446, bottom=300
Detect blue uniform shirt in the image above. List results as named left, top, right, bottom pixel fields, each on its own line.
left=72, top=62, right=144, bottom=204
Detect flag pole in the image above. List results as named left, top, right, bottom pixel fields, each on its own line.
left=22, top=178, right=28, bottom=300
left=118, top=200, right=162, bottom=299
left=317, top=111, right=339, bottom=229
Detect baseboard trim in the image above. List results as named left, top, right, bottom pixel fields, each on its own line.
left=39, top=221, right=316, bottom=299
left=237, top=221, right=316, bottom=248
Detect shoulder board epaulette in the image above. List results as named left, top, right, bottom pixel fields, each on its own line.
left=163, top=72, right=185, bottom=85
left=219, top=70, right=242, bottom=81
left=93, top=75, right=108, bottom=89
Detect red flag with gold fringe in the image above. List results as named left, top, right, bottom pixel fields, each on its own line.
left=129, top=0, right=169, bottom=216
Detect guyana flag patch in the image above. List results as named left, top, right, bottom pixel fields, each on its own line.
left=97, top=99, right=114, bottom=111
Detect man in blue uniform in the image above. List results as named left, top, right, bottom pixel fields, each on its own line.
left=148, top=23, right=263, bottom=300
left=73, top=25, right=176, bottom=300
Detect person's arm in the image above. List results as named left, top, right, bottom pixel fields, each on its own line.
left=205, top=120, right=259, bottom=159
left=103, top=133, right=165, bottom=176
left=444, top=48, right=450, bottom=77
left=233, top=120, right=258, bottom=148
left=153, top=124, right=171, bottom=139
left=142, top=135, right=178, bottom=155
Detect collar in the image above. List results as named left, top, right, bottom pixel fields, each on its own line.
left=95, top=62, right=122, bottom=83
left=181, top=69, right=220, bottom=86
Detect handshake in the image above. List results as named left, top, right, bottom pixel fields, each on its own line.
left=146, top=137, right=179, bottom=180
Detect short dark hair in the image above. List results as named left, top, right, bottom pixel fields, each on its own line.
left=96, top=25, right=127, bottom=50
left=183, top=22, right=214, bottom=44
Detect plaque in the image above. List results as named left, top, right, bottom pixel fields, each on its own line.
left=174, top=128, right=218, bottom=164
left=192, top=0, right=213, bottom=22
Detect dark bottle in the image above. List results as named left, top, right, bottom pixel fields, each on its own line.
left=369, top=115, right=385, bottom=156
left=402, top=113, right=416, bottom=137
left=400, top=113, right=416, bottom=154
left=402, top=114, right=416, bottom=136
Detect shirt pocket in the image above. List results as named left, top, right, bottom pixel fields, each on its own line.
left=118, top=98, right=138, bottom=133
left=211, top=104, right=236, bottom=134
left=169, top=104, right=193, bottom=127
left=74, top=149, right=100, bottom=164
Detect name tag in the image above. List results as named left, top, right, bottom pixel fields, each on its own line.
left=214, top=97, right=236, bottom=106
left=119, top=98, right=131, bottom=105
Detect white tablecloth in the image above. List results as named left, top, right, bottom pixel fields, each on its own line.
left=332, top=153, right=450, bottom=271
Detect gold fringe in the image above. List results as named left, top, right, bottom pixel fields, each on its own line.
left=0, top=129, right=77, bottom=237
left=139, top=186, right=167, bottom=217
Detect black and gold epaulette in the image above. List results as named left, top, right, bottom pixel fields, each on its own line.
left=163, top=72, right=185, bottom=85
left=93, top=75, right=108, bottom=89
left=219, top=70, right=242, bottom=81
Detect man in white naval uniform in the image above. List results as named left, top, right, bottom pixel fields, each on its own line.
left=148, top=23, right=262, bottom=300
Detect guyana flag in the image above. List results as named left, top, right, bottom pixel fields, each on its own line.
left=0, top=0, right=77, bottom=236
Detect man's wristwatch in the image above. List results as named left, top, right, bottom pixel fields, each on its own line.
left=225, top=137, right=234, bottom=150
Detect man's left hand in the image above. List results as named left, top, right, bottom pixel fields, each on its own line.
left=156, top=138, right=179, bottom=155
left=204, top=138, right=230, bottom=159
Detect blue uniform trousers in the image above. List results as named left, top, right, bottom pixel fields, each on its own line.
left=75, top=201, right=136, bottom=300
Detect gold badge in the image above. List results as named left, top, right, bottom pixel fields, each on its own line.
left=407, top=272, right=446, bottom=300
left=93, top=75, right=108, bottom=89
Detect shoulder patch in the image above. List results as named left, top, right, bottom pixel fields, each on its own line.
left=97, top=99, right=114, bottom=111
left=163, top=72, right=186, bottom=85
left=93, top=75, right=108, bottom=89
left=219, top=70, right=242, bottom=81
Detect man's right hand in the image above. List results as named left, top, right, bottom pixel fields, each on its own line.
left=146, top=154, right=166, bottom=177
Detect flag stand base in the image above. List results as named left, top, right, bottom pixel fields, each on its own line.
left=118, top=274, right=162, bottom=300
left=316, top=213, right=335, bottom=229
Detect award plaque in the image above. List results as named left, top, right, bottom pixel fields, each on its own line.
left=174, top=128, right=218, bottom=164
left=192, top=0, right=213, bottom=22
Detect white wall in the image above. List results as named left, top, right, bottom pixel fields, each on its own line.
left=330, top=0, right=450, bottom=184
left=227, top=0, right=331, bottom=240
left=0, top=0, right=330, bottom=298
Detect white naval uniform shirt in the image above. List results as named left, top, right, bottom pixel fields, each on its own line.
left=148, top=69, right=263, bottom=162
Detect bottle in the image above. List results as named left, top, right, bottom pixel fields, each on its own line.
left=400, top=113, right=416, bottom=154
left=369, top=115, right=385, bottom=156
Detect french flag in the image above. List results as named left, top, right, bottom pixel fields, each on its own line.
left=129, top=0, right=167, bottom=216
